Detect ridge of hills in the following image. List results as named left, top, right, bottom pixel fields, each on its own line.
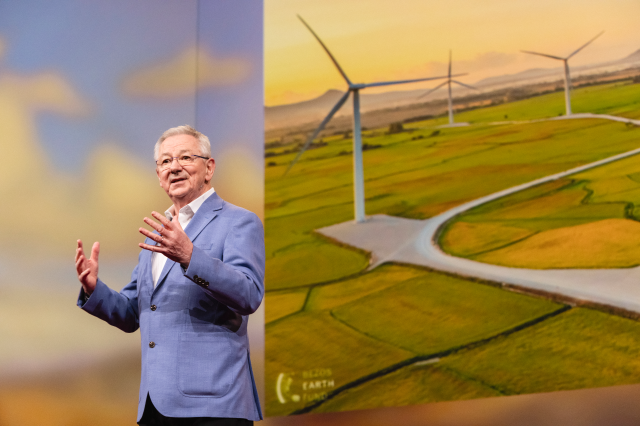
left=265, top=48, right=640, bottom=132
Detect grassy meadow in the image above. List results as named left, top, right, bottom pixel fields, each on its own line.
left=265, top=80, right=640, bottom=415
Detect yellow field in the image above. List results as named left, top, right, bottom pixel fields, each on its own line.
left=474, top=218, right=640, bottom=268
left=440, top=222, right=535, bottom=257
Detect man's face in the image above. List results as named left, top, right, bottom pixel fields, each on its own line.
left=156, top=134, right=215, bottom=204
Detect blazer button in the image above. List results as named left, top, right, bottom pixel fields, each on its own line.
left=149, top=341, right=155, bottom=348
left=194, top=275, right=199, bottom=280
left=203, top=282, right=209, bottom=288
left=150, top=304, right=157, bottom=311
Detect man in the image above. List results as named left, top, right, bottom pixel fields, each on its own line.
left=75, top=125, right=264, bottom=425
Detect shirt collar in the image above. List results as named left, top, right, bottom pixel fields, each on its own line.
left=165, top=187, right=215, bottom=220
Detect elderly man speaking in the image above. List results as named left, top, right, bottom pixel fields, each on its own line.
left=75, top=125, right=264, bottom=425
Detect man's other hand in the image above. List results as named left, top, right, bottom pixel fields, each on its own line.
left=75, top=240, right=100, bottom=295
left=138, top=211, right=193, bottom=267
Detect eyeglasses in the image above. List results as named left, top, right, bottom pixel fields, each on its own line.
left=155, top=154, right=209, bottom=170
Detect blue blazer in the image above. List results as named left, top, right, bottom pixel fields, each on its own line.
left=77, top=193, right=264, bottom=421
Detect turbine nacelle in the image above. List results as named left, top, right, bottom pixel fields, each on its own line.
left=348, top=83, right=366, bottom=90
left=418, top=51, right=480, bottom=125
left=521, top=31, right=604, bottom=116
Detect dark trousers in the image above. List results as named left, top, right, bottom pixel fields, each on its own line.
left=138, top=395, right=254, bottom=426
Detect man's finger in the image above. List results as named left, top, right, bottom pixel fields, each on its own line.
left=151, top=211, right=171, bottom=228
left=171, top=213, right=183, bottom=230
left=139, top=242, right=166, bottom=253
left=76, top=257, right=85, bottom=275
left=91, top=242, right=100, bottom=263
left=143, top=217, right=163, bottom=232
left=139, top=227, right=162, bottom=242
left=75, top=248, right=85, bottom=270
left=78, top=268, right=91, bottom=281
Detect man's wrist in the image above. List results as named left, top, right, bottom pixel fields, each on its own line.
left=180, top=243, right=193, bottom=271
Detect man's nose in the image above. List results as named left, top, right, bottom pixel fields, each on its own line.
left=169, top=158, right=184, bottom=171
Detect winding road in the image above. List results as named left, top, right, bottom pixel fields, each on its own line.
left=318, top=114, right=640, bottom=314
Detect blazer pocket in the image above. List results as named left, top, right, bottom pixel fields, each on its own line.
left=194, top=242, right=223, bottom=258
left=177, top=331, right=241, bottom=397
left=194, top=243, right=213, bottom=250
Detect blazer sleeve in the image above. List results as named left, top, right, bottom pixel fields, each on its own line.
left=183, top=211, right=265, bottom=316
left=76, top=258, right=141, bottom=333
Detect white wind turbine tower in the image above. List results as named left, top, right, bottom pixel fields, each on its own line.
left=287, top=15, right=456, bottom=223
left=521, top=31, right=604, bottom=116
left=418, top=50, right=478, bottom=126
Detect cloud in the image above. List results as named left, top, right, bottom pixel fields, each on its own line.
left=122, top=47, right=252, bottom=99
left=0, top=72, right=92, bottom=117
left=0, top=70, right=91, bottom=194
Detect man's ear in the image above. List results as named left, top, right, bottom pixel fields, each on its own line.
left=206, top=158, right=216, bottom=182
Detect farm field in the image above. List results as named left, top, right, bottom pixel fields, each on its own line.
left=311, top=307, right=640, bottom=413
left=265, top=264, right=564, bottom=416
left=266, top=117, right=640, bottom=289
left=453, top=80, right=640, bottom=123
left=440, top=151, right=640, bottom=268
left=265, top=81, right=640, bottom=415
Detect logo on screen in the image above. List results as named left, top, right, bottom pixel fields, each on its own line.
left=277, top=369, right=335, bottom=404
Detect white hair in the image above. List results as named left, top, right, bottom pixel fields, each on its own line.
left=154, top=125, right=212, bottom=161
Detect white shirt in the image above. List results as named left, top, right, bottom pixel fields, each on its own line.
left=151, top=187, right=215, bottom=287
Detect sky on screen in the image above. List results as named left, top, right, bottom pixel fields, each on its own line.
left=265, top=0, right=640, bottom=105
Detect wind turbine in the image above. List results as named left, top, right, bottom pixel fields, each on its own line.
left=287, top=16, right=456, bottom=223
left=418, top=50, right=478, bottom=126
left=521, top=31, right=604, bottom=116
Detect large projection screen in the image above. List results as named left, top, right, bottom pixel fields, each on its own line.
left=263, top=0, right=640, bottom=423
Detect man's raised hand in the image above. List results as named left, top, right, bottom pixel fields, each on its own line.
left=138, top=211, right=193, bottom=267
left=75, top=240, right=100, bottom=296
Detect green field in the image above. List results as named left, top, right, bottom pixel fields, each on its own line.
left=435, top=80, right=640, bottom=124
left=265, top=264, right=563, bottom=416
left=440, top=151, right=640, bottom=268
left=313, top=308, right=640, bottom=413
left=265, top=80, right=640, bottom=415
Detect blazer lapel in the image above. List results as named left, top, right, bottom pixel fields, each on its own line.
left=141, top=238, right=156, bottom=294
left=153, top=192, right=224, bottom=291
left=184, top=192, right=224, bottom=242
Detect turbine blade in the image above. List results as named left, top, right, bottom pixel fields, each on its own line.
left=451, top=80, right=480, bottom=91
left=298, top=15, right=352, bottom=85
left=521, top=50, right=564, bottom=61
left=417, top=81, right=448, bottom=99
left=448, top=50, right=452, bottom=78
left=362, top=73, right=466, bottom=89
left=284, top=91, right=351, bottom=175
left=567, top=31, right=604, bottom=59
